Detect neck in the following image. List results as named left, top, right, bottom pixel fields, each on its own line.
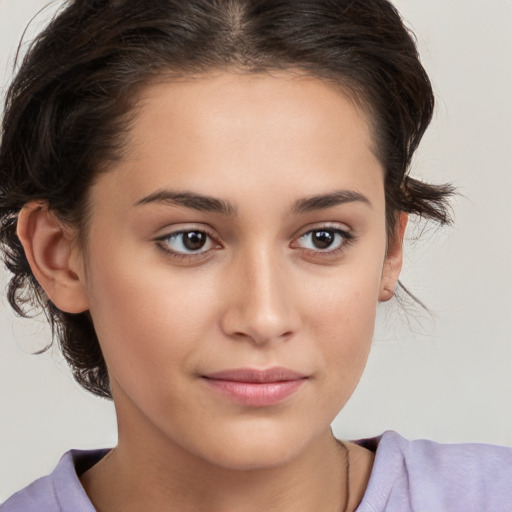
left=81, top=427, right=349, bottom=512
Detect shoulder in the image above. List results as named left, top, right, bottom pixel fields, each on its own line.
left=0, top=472, right=57, bottom=512
left=355, top=431, right=512, bottom=512
left=379, top=430, right=512, bottom=477
left=0, top=449, right=109, bottom=512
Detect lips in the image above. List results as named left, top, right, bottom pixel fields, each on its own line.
left=202, top=367, right=308, bottom=407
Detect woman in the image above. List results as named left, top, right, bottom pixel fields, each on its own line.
left=1, top=1, right=511, bottom=511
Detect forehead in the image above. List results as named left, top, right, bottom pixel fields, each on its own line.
left=92, top=71, right=384, bottom=213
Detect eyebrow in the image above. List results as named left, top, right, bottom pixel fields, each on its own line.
left=292, top=190, right=371, bottom=213
left=134, top=190, right=236, bottom=215
left=134, top=188, right=370, bottom=215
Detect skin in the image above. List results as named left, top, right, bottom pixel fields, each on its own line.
left=17, top=71, right=406, bottom=512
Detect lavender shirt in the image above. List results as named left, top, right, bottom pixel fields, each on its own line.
left=2, top=431, right=511, bottom=511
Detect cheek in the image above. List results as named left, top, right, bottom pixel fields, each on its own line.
left=84, top=247, right=221, bottom=385
left=303, top=245, right=384, bottom=333
left=301, top=252, right=384, bottom=388
left=316, top=284, right=378, bottom=365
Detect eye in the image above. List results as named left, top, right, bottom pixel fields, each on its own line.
left=158, top=230, right=215, bottom=255
left=294, top=228, right=350, bottom=252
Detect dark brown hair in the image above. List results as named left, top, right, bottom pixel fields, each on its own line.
left=0, top=0, right=453, bottom=398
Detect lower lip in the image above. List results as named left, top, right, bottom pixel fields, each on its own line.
left=202, top=378, right=306, bottom=407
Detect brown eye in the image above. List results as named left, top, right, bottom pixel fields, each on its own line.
left=183, top=231, right=208, bottom=251
left=311, top=230, right=336, bottom=249
left=161, top=230, right=213, bottom=254
left=295, top=228, right=351, bottom=252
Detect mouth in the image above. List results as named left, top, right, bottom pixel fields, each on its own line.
left=201, top=367, right=308, bottom=407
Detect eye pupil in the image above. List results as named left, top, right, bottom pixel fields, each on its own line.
left=312, top=230, right=335, bottom=249
left=183, top=231, right=207, bottom=250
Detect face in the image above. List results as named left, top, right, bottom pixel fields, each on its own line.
left=75, top=71, right=402, bottom=470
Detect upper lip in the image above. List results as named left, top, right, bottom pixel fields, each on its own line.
left=203, top=367, right=307, bottom=383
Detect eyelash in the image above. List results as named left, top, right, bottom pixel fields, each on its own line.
left=155, top=225, right=355, bottom=261
left=292, top=225, right=355, bottom=257
left=155, top=228, right=220, bottom=261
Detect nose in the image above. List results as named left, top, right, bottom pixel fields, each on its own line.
left=220, top=247, right=301, bottom=345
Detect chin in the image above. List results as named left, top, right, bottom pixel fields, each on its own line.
left=206, top=444, right=298, bottom=471
left=191, top=420, right=318, bottom=471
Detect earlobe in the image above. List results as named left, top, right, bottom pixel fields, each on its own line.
left=16, top=201, right=89, bottom=313
left=379, top=212, right=408, bottom=302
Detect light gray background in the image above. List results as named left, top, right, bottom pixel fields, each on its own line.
left=1, top=0, right=511, bottom=501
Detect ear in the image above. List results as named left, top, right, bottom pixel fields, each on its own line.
left=379, top=212, right=408, bottom=302
left=16, top=201, right=89, bottom=313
